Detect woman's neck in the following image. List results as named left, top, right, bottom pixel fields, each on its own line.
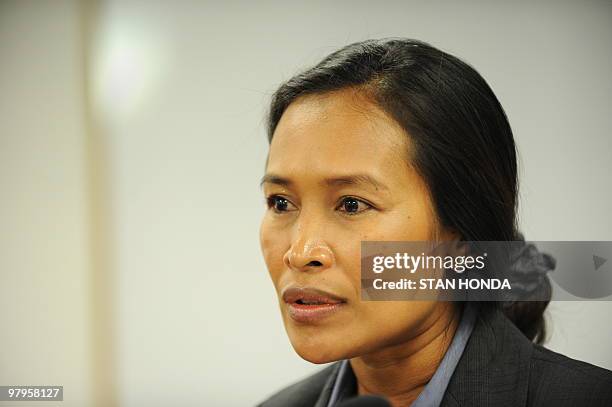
left=350, top=302, right=461, bottom=407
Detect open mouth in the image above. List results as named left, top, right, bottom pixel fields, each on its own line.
left=285, top=301, right=346, bottom=322
left=281, top=286, right=347, bottom=323
left=295, top=299, right=337, bottom=305
left=282, top=286, right=346, bottom=305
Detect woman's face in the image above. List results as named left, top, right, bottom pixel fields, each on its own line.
left=260, top=88, right=454, bottom=363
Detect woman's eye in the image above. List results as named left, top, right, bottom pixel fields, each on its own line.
left=337, top=197, right=372, bottom=215
left=265, top=195, right=372, bottom=215
left=266, top=195, right=296, bottom=213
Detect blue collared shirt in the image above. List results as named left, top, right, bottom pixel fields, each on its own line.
left=326, top=302, right=478, bottom=407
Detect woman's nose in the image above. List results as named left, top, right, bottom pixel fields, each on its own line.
left=284, top=240, right=334, bottom=272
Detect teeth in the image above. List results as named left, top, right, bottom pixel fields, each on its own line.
left=298, top=299, right=323, bottom=305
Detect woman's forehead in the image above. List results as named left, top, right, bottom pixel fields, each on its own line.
left=268, top=90, right=410, bottom=176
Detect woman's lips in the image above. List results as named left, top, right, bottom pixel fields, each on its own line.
left=281, top=286, right=347, bottom=323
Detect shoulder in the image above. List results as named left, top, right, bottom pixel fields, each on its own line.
left=444, top=304, right=612, bottom=407
left=527, top=343, right=612, bottom=406
left=256, top=363, right=339, bottom=407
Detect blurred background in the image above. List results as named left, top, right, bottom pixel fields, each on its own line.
left=1, top=0, right=611, bottom=406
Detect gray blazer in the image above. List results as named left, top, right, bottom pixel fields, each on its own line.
left=257, top=305, right=612, bottom=407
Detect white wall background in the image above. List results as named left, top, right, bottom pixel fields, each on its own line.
left=0, top=1, right=92, bottom=406
left=1, top=1, right=611, bottom=406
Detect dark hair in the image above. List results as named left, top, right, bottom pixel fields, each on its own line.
left=265, top=38, right=552, bottom=344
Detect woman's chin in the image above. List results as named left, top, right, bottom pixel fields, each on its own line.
left=287, top=333, right=351, bottom=364
left=292, top=344, right=341, bottom=364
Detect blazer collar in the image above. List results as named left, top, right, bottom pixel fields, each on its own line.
left=441, top=304, right=533, bottom=407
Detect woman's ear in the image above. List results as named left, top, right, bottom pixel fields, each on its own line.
left=438, top=228, right=468, bottom=256
left=437, top=226, right=462, bottom=242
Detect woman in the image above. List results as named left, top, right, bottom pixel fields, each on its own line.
left=257, top=38, right=612, bottom=407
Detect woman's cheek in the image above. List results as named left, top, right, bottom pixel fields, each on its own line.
left=260, top=221, right=283, bottom=279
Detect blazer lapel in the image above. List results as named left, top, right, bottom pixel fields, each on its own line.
left=314, top=361, right=344, bottom=407
left=441, top=304, right=533, bottom=407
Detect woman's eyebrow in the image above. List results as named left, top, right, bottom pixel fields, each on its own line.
left=260, top=173, right=389, bottom=192
left=260, top=174, right=292, bottom=188
left=324, top=174, right=389, bottom=192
